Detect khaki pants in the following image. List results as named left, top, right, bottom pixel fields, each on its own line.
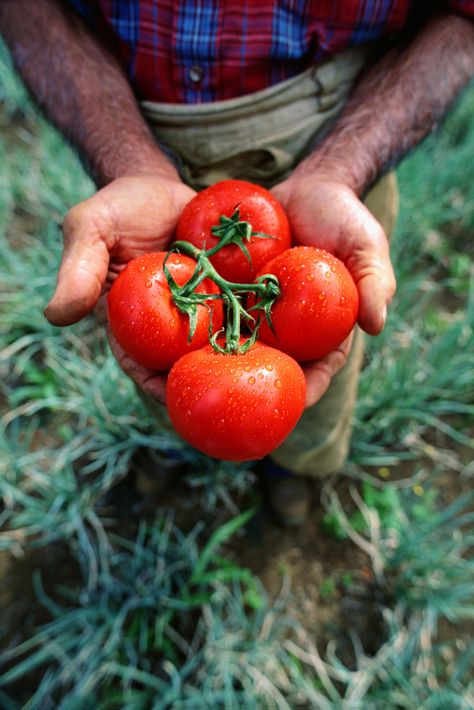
left=141, top=48, right=398, bottom=476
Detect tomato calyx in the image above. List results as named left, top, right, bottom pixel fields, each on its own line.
left=209, top=206, right=275, bottom=268
left=163, top=238, right=281, bottom=355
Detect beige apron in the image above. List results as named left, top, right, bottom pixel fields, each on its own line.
left=140, top=47, right=398, bottom=475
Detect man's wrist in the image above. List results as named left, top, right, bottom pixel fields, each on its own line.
left=277, top=164, right=362, bottom=204
left=287, top=146, right=376, bottom=198
left=93, top=136, right=182, bottom=187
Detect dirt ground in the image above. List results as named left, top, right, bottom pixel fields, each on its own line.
left=0, top=445, right=472, bottom=701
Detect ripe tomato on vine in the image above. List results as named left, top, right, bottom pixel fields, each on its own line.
left=107, top=252, right=223, bottom=372
left=250, top=246, right=359, bottom=361
left=176, top=179, right=291, bottom=283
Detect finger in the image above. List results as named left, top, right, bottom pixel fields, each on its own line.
left=108, top=331, right=168, bottom=404
left=343, top=211, right=397, bottom=335
left=302, top=333, right=353, bottom=408
left=44, top=204, right=111, bottom=326
left=352, top=246, right=397, bottom=335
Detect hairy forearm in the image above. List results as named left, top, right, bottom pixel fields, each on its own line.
left=293, top=15, right=474, bottom=196
left=0, top=0, right=178, bottom=186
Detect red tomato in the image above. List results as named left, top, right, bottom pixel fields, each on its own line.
left=251, top=247, right=359, bottom=361
left=107, top=252, right=223, bottom=371
left=166, top=341, right=306, bottom=461
left=175, top=180, right=291, bottom=283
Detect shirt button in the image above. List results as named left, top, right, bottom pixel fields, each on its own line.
left=189, top=65, right=204, bottom=83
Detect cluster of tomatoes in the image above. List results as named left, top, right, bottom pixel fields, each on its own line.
left=108, top=180, right=359, bottom=462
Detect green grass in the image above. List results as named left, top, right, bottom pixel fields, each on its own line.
left=0, top=39, right=473, bottom=707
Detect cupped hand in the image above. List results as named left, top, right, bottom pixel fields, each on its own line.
left=45, top=174, right=196, bottom=401
left=272, top=174, right=396, bottom=407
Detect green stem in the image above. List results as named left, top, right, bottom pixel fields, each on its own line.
left=165, top=237, right=281, bottom=355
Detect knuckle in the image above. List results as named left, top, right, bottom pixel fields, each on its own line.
left=62, top=196, right=115, bottom=248
left=62, top=204, right=86, bottom=242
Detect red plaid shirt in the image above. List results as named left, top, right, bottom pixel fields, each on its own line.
left=67, top=1, right=474, bottom=103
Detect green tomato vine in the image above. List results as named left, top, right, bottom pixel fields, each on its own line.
left=163, top=209, right=281, bottom=355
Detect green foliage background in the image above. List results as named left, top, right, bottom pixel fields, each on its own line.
left=0, top=41, right=473, bottom=708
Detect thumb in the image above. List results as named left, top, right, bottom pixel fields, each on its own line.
left=44, top=206, right=111, bottom=326
left=350, top=240, right=397, bottom=335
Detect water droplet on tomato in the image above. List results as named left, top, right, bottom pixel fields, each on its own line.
left=145, top=280, right=152, bottom=288
left=244, top=365, right=251, bottom=372
left=248, top=376, right=256, bottom=384
left=307, top=273, right=314, bottom=281
left=274, top=379, right=282, bottom=389
left=265, top=364, right=273, bottom=371
left=319, top=292, right=325, bottom=300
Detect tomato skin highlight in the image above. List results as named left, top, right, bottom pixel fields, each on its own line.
left=175, top=180, right=291, bottom=283
left=166, top=341, right=306, bottom=462
left=252, top=246, right=359, bottom=361
left=107, top=252, right=223, bottom=371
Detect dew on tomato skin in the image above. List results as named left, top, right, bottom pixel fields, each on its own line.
left=265, top=364, right=273, bottom=371
left=244, top=365, right=251, bottom=372
left=319, top=292, right=325, bottom=300
left=274, top=379, right=282, bottom=389
left=248, top=376, right=256, bottom=385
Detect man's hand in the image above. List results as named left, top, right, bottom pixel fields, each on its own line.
left=45, top=174, right=196, bottom=400
left=272, top=175, right=396, bottom=407
left=271, top=14, right=474, bottom=408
